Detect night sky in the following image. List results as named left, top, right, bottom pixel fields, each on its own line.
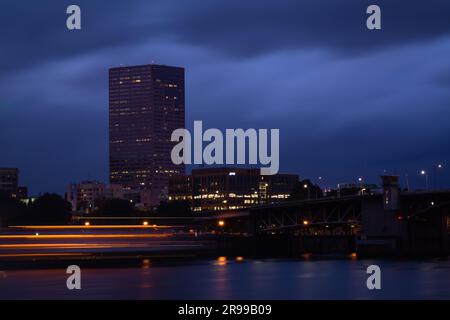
left=1, top=0, right=450, bottom=195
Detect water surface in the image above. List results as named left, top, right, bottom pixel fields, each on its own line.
left=1, top=257, right=449, bottom=299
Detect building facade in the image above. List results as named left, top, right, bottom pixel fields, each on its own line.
left=169, top=168, right=299, bottom=212
left=67, top=181, right=129, bottom=213
left=0, top=168, right=18, bottom=196
left=109, top=64, right=185, bottom=207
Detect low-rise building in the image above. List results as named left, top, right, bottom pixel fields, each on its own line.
left=66, top=181, right=130, bottom=213
left=66, top=181, right=159, bottom=213
left=169, top=168, right=299, bottom=212
left=0, top=168, right=18, bottom=196
left=0, top=168, right=28, bottom=199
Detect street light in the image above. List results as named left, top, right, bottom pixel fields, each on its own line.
left=358, top=177, right=364, bottom=195
left=303, top=184, right=310, bottom=200
left=436, top=164, right=444, bottom=190
left=420, top=170, right=429, bottom=191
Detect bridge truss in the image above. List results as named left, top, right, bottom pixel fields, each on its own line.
left=249, top=197, right=362, bottom=234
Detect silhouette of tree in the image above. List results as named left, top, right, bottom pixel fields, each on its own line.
left=156, top=200, right=192, bottom=217
left=94, top=198, right=137, bottom=216
left=0, top=191, right=27, bottom=226
left=289, top=179, right=323, bottom=201
left=27, top=193, right=72, bottom=225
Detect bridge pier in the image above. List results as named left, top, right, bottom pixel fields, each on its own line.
left=357, top=176, right=450, bottom=257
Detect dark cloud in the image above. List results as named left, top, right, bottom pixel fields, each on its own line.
left=1, top=1, right=450, bottom=194
left=161, top=0, right=450, bottom=56
left=434, top=70, right=450, bottom=87
left=0, top=0, right=158, bottom=73
left=2, top=0, right=450, bottom=74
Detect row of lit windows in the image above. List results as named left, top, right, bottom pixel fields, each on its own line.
left=169, top=195, right=192, bottom=201
left=193, top=205, right=246, bottom=212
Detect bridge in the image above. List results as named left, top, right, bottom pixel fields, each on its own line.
left=201, top=188, right=450, bottom=256
left=71, top=179, right=450, bottom=256
left=72, top=190, right=450, bottom=235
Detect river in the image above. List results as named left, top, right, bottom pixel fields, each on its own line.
left=1, top=257, right=449, bottom=299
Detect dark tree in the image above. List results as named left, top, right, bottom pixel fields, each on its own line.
left=0, top=191, right=28, bottom=227
left=156, top=200, right=192, bottom=217
left=95, top=198, right=137, bottom=216
left=27, top=193, right=72, bottom=225
left=289, top=179, right=323, bottom=201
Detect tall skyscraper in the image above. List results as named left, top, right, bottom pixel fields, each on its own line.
left=109, top=64, right=185, bottom=206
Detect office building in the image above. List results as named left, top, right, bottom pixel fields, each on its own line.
left=169, top=168, right=299, bottom=212
left=109, top=64, right=185, bottom=207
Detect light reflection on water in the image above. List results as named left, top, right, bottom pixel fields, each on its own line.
left=1, top=257, right=449, bottom=299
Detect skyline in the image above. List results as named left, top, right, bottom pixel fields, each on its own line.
left=1, top=2, right=450, bottom=303
left=1, top=0, right=450, bottom=195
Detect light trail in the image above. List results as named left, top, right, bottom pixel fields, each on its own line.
left=0, top=243, right=137, bottom=249
left=9, top=225, right=179, bottom=229
left=0, top=234, right=175, bottom=240
left=0, top=253, right=90, bottom=258
left=0, top=227, right=214, bottom=259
